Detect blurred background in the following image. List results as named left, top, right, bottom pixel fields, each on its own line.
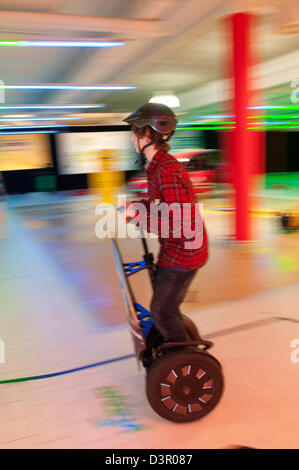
left=0, top=1, right=299, bottom=218
left=0, top=0, right=297, bottom=203
left=1, top=0, right=299, bottom=450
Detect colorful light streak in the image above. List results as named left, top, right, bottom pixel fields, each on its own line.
left=195, top=115, right=235, bottom=119
left=248, top=106, right=299, bottom=110
left=0, top=131, right=60, bottom=134
left=253, top=121, right=292, bottom=126
left=248, top=125, right=299, bottom=130
left=0, top=105, right=106, bottom=110
left=248, top=115, right=299, bottom=119
left=0, top=125, right=68, bottom=129
left=0, top=85, right=137, bottom=91
left=0, top=117, right=82, bottom=121
left=176, top=126, right=235, bottom=130
left=0, top=40, right=125, bottom=47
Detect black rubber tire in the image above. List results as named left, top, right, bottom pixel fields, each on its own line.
left=181, top=314, right=200, bottom=341
left=146, top=349, right=224, bottom=423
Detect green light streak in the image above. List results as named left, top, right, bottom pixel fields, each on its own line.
left=248, top=115, right=299, bottom=120
left=275, top=106, right=299, bottom=110
left=248, top=126, right=299, bottom=130
left=178, top=122, right=236, bottom=126
left=176, top=126, right=235, bottom=130
left=0, top=40, right=21, bottom=46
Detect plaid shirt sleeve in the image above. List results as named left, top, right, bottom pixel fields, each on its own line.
left=131, top=169, right=197, bottom=241
left=128, top=151, right=208, bottom=269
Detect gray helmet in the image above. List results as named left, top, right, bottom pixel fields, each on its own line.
left=123, top=103, right=177, bottom=136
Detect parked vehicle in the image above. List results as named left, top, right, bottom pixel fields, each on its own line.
left=127, top=150, right=220, bottom=198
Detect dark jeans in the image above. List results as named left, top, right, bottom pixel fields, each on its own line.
left=150, top=266, right=197, bottom=342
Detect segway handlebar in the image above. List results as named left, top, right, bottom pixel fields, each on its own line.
left=117, top=205, right=156, bottom=286
left=139, top=227, right=155, bottom=287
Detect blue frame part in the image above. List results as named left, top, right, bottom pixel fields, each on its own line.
left=135, top=303, right=153, bottom=339
left=123, top=261, right=147, bottom=277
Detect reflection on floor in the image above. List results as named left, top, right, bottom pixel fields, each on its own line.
left=0, top=193, right=298, bottom=449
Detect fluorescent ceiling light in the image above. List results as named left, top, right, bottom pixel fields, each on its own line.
left=0, top=131, right=59, bottom=134
left=3, top=114, right=34, bottom=118
left=1, top=85, right=137, bottom=91
left=1, top=125, right=68, bottom=129
left=0, top=117, right=82, bottom=121
left=0, top=40, right=125, bottom=47
left=0, top=105, right=106, bottom=110
left=149, top=94, right=180, bottom=108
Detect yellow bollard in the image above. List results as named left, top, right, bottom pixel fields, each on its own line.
left=88, top=149, right=124, bottom=205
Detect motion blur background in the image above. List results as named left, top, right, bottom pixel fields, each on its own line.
left=0, top=0, right=299, bottom=206
left=0, top=0, right=299, bottom=450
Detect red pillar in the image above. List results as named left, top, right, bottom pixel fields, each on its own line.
left=232, top=12, right=252, bottom=241
left=221, top=13, right=264, bottom=239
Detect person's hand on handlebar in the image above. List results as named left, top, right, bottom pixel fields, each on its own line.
left=117, top=199, right=137, bottom=223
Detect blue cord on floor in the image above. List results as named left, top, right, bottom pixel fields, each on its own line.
left=0, top=353, right=136, bottom=384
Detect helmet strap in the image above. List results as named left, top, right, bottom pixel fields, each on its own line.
left=135, top=138, right=155, bottom=167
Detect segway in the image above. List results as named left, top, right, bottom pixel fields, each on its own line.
left=112, top=233, right=224, bottom=423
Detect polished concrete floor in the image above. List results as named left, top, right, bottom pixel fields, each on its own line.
left=0, top=191, right=299, bottom=449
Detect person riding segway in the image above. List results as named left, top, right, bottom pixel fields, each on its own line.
left=114, top=103, right=223, bottom=422
left=121, top=103, right=209, bottom=363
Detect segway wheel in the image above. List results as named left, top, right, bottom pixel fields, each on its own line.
left=181, top=314, right=200, bottom=340
left=146, top=349, right=224, bottom=423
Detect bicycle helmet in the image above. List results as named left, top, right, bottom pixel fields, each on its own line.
left=123, top=103, right=177, bottom=166
left=123, top=103, right=177, bottom=138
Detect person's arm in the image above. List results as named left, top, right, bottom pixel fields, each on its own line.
left=119, top=195, right=155, bottom=223
left=123, top=177, right=161, bottom=222
left=130, top=170, right=195, bottom=240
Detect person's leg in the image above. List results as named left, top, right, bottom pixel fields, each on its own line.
left=172, top=272, right=197, bottom=339
left=150, top=267, right=197, bottom=342
left=173, top=270, right=198, bottom=339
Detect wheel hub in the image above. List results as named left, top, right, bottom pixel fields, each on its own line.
left=173, top=377, right=203, bottom=404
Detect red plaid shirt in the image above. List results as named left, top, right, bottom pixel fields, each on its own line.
left=131, top=150, right=208, bottom=269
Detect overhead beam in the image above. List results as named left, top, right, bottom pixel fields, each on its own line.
left=0, top=11, right=170, bottom=37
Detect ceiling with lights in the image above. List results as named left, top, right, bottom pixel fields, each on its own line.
left=0, top=0, right=298, bottom=129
